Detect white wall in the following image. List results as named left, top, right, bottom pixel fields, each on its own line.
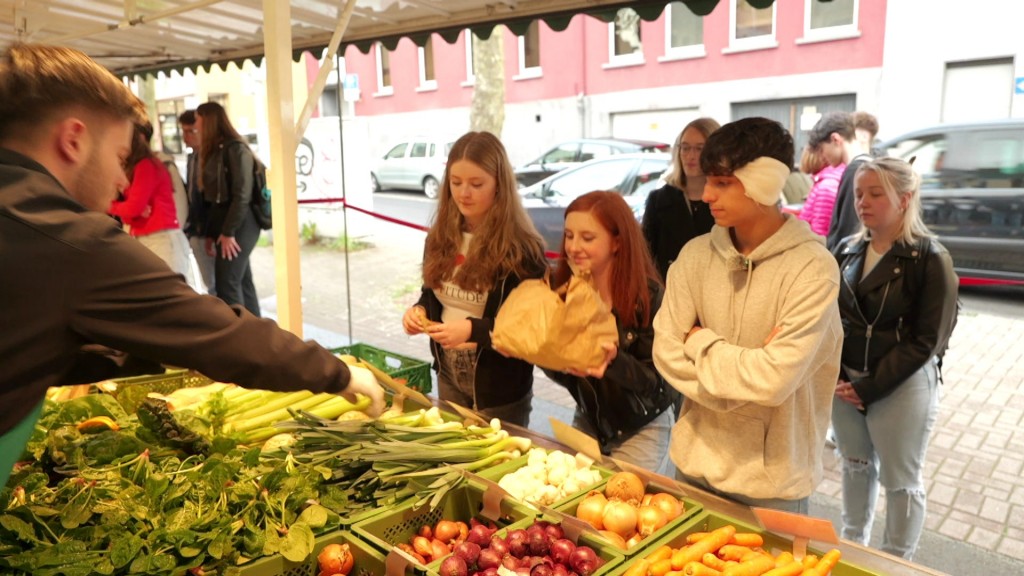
left=879, top=0, right=1024, bottom=138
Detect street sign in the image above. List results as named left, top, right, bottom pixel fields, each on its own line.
left=343, top=73, right=359, bottom=90
left=1016, top=77, right=1024, bottom=95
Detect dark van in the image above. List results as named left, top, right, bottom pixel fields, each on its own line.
left=879, top=120, right=1024, bottom=286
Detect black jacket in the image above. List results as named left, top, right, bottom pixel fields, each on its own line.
left=833, top=235, right=959, bottom=406
left=201, top=139, right=255, bottom=237
left=416, top=257, right=549, bottom=409
left=543, top=280, right=676, bottom=451
left=642, top=184, right=715, bottom=281
left=826, top=155, right=870, bottom=251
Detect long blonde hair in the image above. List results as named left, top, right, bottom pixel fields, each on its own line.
left=853, top=157, right=935, bottom=245
left=664, top=117, right=720, bottom=189
left=423, top=132, right=546, bottom=291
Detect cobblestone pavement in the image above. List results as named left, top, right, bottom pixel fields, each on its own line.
left=250, top=220, right=1024, bottom=574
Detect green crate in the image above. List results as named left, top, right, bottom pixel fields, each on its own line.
left=557, top=478, right=703, bottom=558
left=238, top=529, right=387, bottom=576
left=108, top=369, right=213, bottom=412
left=352, top=481, right=536, bottom=573
left=334, top=343, right=432, bottom=394
left=610, top=511, right=881, bottom=576
left=474, top=450, right=613, bottom=510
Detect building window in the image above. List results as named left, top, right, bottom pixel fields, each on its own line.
left=727, top=0, right=777, bottom=52
left=662, top=2, right=704, bottom=60
left=800, top=0, right=859, bottom=43
left=516, top=20, right=542, bottom=79
left=607, top=7, right=643, bottom=66
left=375, top=42, right=392, bottom=96
left=463, top=30, right=476, bottom=86
left=156, top=99, right=186, bottom=155
left=417, top=36, right=437, bottom=91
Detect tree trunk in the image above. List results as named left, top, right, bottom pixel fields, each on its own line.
left=469, top=27, right=505, bottom=137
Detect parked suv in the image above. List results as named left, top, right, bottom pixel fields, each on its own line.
left=371, top=138, right=454, bottom=199
left=878, top=119, right=1024, bottom=285
left=514, top=137, right=669, bottom=188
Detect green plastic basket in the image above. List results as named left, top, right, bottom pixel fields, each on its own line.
left=333, top=343, right=432, bottom=394
left=475, top=451, right=613, bottom=510
left=557, top=478, right=703, bottom=558
left=238, top=529, right=387, bottom=576
left=609, top=511, right=880, bottom=576
left=352, top=481, right=536, bottom=572
left=108, top=369, right=213, bottom=412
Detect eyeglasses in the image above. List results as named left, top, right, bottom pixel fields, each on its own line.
left=680, top=145, right=704, bottom=155
left=183, top=128, right=198, bottom=134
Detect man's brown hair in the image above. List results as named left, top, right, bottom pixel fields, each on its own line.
left=0, top=43, right=146, bottom=139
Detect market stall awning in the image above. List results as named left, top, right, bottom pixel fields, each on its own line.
left=0, top=0, right=780, bottom=77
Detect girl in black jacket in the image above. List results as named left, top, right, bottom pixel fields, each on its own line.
left=402, top=132, right=547, bottom=427
left=831, top=157, right=959, bottom=560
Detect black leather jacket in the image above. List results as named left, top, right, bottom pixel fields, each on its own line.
left=833, top=236, right=959, bottom=406
left=544, top=280, right=676, bottom=451
left=641, top=184, right=715, bottom=281
left=201, top=139, right=255, bottom=237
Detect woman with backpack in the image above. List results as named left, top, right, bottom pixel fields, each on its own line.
left=831, top=157, right=959, bottom=560
left=196, top=101, right=261, bottom=316
left=109, top=121, right=197, bottom=290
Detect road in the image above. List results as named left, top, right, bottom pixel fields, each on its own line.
left=371, top=190, right=436, bottom=230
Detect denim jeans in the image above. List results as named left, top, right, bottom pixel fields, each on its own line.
left=437, top=347, right=532, bottom=427
left=213, top=209, right=261, bottom=317
left=832, top=359, right=940, bottom=560
left=574, top=408, right=674, bottom=476
left=675, top=470, right=810, bottom=515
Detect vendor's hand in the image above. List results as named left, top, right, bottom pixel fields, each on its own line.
left=425, top=319, right=472, bottom=350
left=835, top=380, right=864, bottom=410
left=685, top=324, right=702, bottom=342
left=218, top=235, right=241, bottom=260
left=205, top=237, right=216, bottom=257
left=343, top=364, right=386, bottom=417
left=402, top=306, right=427, bottom=336
left=569, top=342, right=617, bottom=379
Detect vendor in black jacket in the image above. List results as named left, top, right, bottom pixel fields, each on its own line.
left=830, top=157, right=959, bottom=560
left=542, top=192, right=675, bottom=475
left=402, top=132, right=548, bottom=427
left=0, top=43, right=385, bottom=489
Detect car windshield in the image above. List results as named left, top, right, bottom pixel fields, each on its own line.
left=545, top=158, right=635, bottom=201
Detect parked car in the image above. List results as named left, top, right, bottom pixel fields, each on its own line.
left=514, top=137, right=670, bottom=188
left=878, top=119, right=1024, bottom=285
left=521, top=153, right=671, bottom=252
left=371, top=138, right=454, bottom=199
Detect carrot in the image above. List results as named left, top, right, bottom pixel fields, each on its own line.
left=731, top=533, right=764, bottom=548
left=650, top=558, right=675, bottom=576
left=804, top=549, right=841, bottom=575
left=717, top=545, right=757, bottom=562
left=676, top=525, right=737, bottom=566
left=624, top=558, right=652, bottom=576
left=683, top=561, right=722, bottom=576
left=722, top=554, right=776, bottom=576
left=686, top=532, right=711, bottom=545
left=671, top=548, right=691, bottom=571
left=761, top=561, right=805, bottom=576
left=647, top=545, right=676, bottom=564
left=702, top=553, right=729, bottom=572
left=774, top=552, right=794, bottom=567
left=801, top=554, right=818, bottom=569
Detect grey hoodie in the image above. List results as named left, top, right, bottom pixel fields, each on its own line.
left=653, top=215, right=842, bottom=500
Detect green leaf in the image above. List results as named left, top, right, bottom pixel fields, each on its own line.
left=242, top=527, right=266, bottom=557
left=279, top=523, right=315, bottom=563
left=110, top=533, right=144, bottom=568
left=129, top=551, right=177, bottom=574
left=262, top=524, right=281, bottom=556
left=145, top=472, right=171, bottom=502
left=61, top=498, right=92, bottom=529
left=0, top=514, right=38, bottom=543
left=296, top=504, right=328, bottom=529
left=207, top=528, right=230, bottom=560
left=94, top=556, right=116, bottom=575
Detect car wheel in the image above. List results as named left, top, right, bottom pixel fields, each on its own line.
left=370, top=173, right=380, bottom=193
left=422, top=176, right=440, bottom=199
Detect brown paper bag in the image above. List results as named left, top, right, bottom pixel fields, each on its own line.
left=492, top=273, right=618, bottom=372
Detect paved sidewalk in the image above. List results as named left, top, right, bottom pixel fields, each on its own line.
left=249, top=219, right=1024, bottom=575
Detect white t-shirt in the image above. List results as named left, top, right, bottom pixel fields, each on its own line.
left=862, top=243, right=886, bottom=280
left=434, top=232, right=487, bottom=324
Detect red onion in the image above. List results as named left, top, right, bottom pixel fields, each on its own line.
left=551, top=563, right=569, bottom=576
left=502, top=555, right=520, bottom=571
left=440, top=556, right=468, bottom=576
left=454, top=541, right=482, bottom=568
left=531, top=563, right=555, bottom=576
left=477, top=550, right=502, bottom=571
left=543, top=524, right=565, bottom=542
left=528, top=531, right=550, bottom=556
left=468, top=525, right=493, bottom=546
left=568, top=546, right=601, bottom=575
left=488, top=536, right=510, bottom=558
left=549, top=539, right=576, bottom=566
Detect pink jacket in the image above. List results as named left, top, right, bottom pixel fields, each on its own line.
left=109, top=156, right=180, bottom=236
left=799, top=163, right=845, bottom=236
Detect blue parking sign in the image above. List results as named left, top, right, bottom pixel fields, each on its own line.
left=1016, top=77, right=1024, bottom=94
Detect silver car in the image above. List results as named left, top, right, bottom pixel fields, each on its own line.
left=371, top=138, right=453, bottom=199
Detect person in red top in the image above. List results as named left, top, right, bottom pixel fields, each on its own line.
left=109, top=122, right=196, bottom=288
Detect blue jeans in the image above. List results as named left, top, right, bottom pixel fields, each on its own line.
left=675, top=470, right=810, bottom=514
left=832, top=359, right=940, bottom=560
left=573, top=408, right=674, bottom=476
left=437, top=347, right=532, bottom=427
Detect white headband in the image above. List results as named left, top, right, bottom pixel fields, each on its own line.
left=733, top=156, right=791, bottom=206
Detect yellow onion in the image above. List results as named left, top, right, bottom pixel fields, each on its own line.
left=648, top=492, right=684, bottom=521
left=604, top=472, right=645, bottom=505
left=601, top=500, right=638, bottom=540
left=576, top=491, right=608, bottom=530
left=599, top=530, right=628, bottom=550
left=636, top=504, right=668, bottom=537
left=626, top=532, right=643, bottom=549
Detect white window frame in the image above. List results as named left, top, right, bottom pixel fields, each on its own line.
left=416, top=37, right=438, bottom=92
left=724, top=0, right=778, bottom=54
left=659, top=2, right=706, bottom=62
left=461, top=29, right=475, bottom=87
left=374, top=42, right=393, bottom=97
left=604, top=8, right=645, bottom=69
left=514, top=22, right=543, bottom=80
left=797, top=0, right=861, bottom=44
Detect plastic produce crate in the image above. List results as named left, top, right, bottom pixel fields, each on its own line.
left=238, top=529, right=389, bottom=576
left=352, top=481, right=536, bottom=572
left=609, top=511, right=880, bottom=576
left=558, top=478, right=704, bottom=558
left=474, top=450, right=614, bottom=510
left=108, top=369, right=213, bottom=412
left=333, top=343, right=432, bottom=394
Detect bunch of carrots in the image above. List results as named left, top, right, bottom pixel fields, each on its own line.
left=622, top=525, right=841, bottom=576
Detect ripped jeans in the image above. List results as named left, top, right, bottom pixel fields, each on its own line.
left=832, top=359, right=940, bottom=560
